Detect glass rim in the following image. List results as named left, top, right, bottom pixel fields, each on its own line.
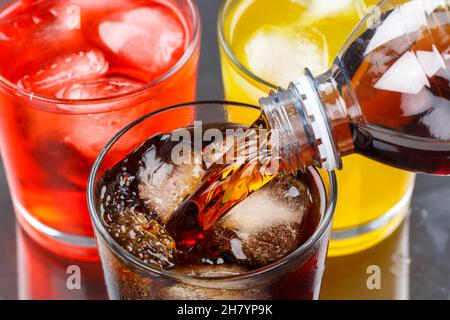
left=87, top=100, right=338, bottom=284
left=0, top=0, right=201, bottom=106
left=217, top=0, right=278, bottom=91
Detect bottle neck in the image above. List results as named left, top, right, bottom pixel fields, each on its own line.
left=260, top=59, right=359, bottom=173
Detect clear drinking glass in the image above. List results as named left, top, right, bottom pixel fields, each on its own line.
left=0, top=0, right=201, bottom=260
left=218, top=0, right=416, bottom=257
left=87, top=102, right=337, bottom=300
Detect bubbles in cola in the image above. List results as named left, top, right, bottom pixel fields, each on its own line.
left=95, top=121, right=328, bottom=300
left=104, top=209, right=176, bottom=269
left=98, top=131, right=206, bottom=268
left=97, top=125, right=321, bottom=274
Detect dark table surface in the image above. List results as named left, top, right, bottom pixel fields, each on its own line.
left=0, top=0, right=449, bottom=300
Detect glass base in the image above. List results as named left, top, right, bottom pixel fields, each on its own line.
left=14, top=198, right=99, bottom=262
left=327, top=182, right=414, bottom=257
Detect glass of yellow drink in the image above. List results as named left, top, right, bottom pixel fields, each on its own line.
left=218, top=0, right=416, bottom=256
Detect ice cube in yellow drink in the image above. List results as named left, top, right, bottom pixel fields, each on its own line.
left=219, top=0, right=415, bottom=256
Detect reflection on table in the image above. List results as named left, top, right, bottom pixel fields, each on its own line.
left=16, top=224, right=107, bottom=300
left=321, top=218, right=410, bottom=300
left=16, top=215, right=410, bottom=300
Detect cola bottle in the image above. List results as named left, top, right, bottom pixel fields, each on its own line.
left=260, top=0, right=450, bottom=174
left=166, top=0, right=450, bottom=243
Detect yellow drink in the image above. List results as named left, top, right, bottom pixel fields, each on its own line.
left=218, top=0, right=416, bottom=256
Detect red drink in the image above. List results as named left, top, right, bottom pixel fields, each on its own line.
left=0, top=0, right=200, bottom=259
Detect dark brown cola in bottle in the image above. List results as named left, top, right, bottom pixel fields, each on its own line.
left=171, top=0, right=450, bottom=242
left=261, top=0, right=450, bottom=174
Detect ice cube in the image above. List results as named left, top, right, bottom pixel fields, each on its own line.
left=416, top=46, right=446, bottom=78
left=435, top=56, right=450, bottom=82
left=0, top=1, right=87, bottom=80
left=163, top=265, right=270, bottom=300
left=374, top=51, right=429, bottom=95
left=18, top=49, right=109, bottom=96
left=0, top=1, right=78, bottom=40
left=56, top=76, right=143, bottom=100
left=72, top=0, right=128, bottom=11
left=301, top=0, right=356, bottom=19
left=50, top=76, right=145, bottom=163
left=401, top=88, right=435, bottom=117
left=106, top=209, right=176, bottom=269
left=98, top=6, right=185, bottom=79
left=138, top=144, right=205, bottom=224
left=58, top=109, right=141, bottom=161
left=173, top=264, right=246, bottom=278
left=364, top=0, right=432, bottom=55
left=211, top=174, right=313, bottom=267
left=420, top=97, right=450, bottom=140
left=245, top=25, right=328, bottom=87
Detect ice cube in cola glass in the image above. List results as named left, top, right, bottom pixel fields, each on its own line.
left=88, top=102, right=337, bottom=300
left=0, top=0, right=200, bottom=259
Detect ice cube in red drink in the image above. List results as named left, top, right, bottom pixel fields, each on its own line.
left=98, top=5, right=186, bottom=80
left=18, top=49, right=109, bottom=96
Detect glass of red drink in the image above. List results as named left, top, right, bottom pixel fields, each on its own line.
left=87, top=102, right=337, bottom=300
left=0, top=0, right=200, bottom=260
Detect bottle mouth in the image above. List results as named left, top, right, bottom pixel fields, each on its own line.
left=292, top=69, right=340, bottom=171
left=260, top=86, right=311, bottom=173
left=260, top=69, right=341, bottom=172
